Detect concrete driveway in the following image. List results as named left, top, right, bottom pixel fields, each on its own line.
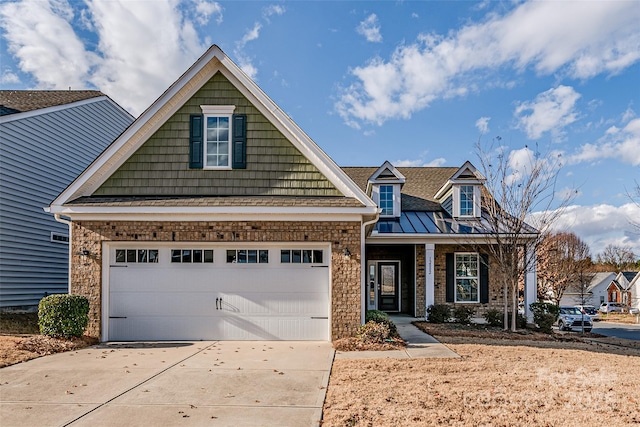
left=0, top=341, right=334, bottom=427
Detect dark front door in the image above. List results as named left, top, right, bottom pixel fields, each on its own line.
left=378, top=261, right=399, bottom=311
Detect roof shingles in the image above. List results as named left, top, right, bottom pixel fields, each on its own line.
left=0, top=90, right=104, bottom=116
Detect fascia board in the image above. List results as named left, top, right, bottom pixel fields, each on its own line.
left=51, top=211, right=371, bottom=223
left=367, top=233, right=538, bottom=244
left=434, top=181, right=453, bottom=200
left=0, top=96, right=110, bottom=124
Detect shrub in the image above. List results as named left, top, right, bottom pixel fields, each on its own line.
left=483, top=309, right=528, bottom=329
left=357, top=320, right=390, bottom=343
left=427, top=304, right=451, bottom=323
left=529, top=302, right=560, bottom=334
left=453, top=306, right=475, bottom=325
left=483, top=309, right=503, bottom=327
left=365, top=310, right=398, bottom=337
left=38, top=294, right=89, bottom=338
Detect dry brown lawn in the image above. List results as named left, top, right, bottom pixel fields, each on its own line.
left=323, top=324, right=640, bottom=426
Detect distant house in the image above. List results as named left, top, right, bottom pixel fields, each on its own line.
left=605, top=271, right=640, bottom=310
left=0, top=91, right=133, bottom=309
left=559, top=272, right=616, bottom=306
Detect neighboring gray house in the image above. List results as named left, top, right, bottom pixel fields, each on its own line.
left=559, top=272, right=616, bottom=307
left=0, top=91, right=133, bottom=309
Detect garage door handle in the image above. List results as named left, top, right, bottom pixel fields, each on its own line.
left=311, top=316, right=328, bottom=319
left=216, top=298, right=219, bottom=310
left=109, top=265, right=128, bottom=268
left=109, top=316, right=127, bottom=319
left=311, top=265, right=328, bottom=268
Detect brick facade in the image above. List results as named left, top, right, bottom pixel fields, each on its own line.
left=415, top=245, right=426, bottom=317
left=71, top=220, right=361, bottom=340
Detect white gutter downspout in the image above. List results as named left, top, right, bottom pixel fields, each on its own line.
left=52, top=213, right=73, bottom=294
left=361, top=212, right=380, bottom=324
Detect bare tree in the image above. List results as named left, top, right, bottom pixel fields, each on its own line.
left=474, top=139, right=574, bottom=331
left=596, top=244, right=637, bottom=271
left=537, top=232, right=592, bottom=305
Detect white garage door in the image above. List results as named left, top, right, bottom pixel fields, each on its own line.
left=106, top=244, right=330, bottom=341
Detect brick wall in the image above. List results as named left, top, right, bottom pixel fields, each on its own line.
left=415, top=245, right=426, bottom=317
left=71, top=220, right=361, bottom=340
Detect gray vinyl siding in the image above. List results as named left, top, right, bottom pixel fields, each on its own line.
left=0, top=98, right=133, bottom=308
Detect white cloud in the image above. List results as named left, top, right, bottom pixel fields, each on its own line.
left=336, top=1, right=640, bottom=127
left=356, top=14, right=382, bottom=43
left=514, top=85, right=581, bottom=141
left=475, top=116, right=490, bottom=134
left=570, top=117, right=640, bottom=166
left=1, top=70, right=20, bottom=84
left=621, top=106, right=636, bottom=123
left=194, top=0, right=223, bottom=25
left=532, top=203, right=640, bottom=256
left=0, top=0, right=217, bottom=115
left=263, top=4, right=285, bottom=20
left=393, top=154, right=446, bottom=167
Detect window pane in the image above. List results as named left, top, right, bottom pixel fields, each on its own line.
left=182, top=250, right=192, bottom=263
left=313, top=250, right=323, bottom=264
left=227, top=250, right=236, bottom=263
left=171, top=249, right=182, bottom=263
left=218, top=154, right=228, bottom=167
left=292, top=250, right=301, bottom=263
left=281, top=250, right=290, bottom=263
left=302, top=250, right=312, bottom=263
left=116, top=249, right=125, bottom=263
left=218, top=129, right=228, bottom=141
left=138, top=250, right=148, bottom=263
left=456, top=278, right=478, bottom=302
left=204, top=250, right=214, bottom=263
left=248, top=250, right=257, bottom=263
left=259, top=250, right=269, bottom=263
left=149, top=250, right=159, bottom=263
left=219, top=117, right=229, bottom=128
left=193, top=249, right=203, bottom=263
left=126, top=250, right=136, bottom=263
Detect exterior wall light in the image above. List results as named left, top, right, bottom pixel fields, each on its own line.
left=343, top=248, right=351, bottom=260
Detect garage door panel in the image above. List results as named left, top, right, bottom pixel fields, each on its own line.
left=107, top=244, right=330, bottom=341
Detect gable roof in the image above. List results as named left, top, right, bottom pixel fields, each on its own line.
left=366, top=161, right=406, bottom=190
left=0, top=90, right=104, bottom=116
left=48, top=45, right=376, bottom=215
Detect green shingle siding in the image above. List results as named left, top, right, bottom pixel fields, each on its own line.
left=94, top=72, right=342, bottom=197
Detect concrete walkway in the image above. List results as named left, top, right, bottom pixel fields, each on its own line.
left=0, top=341, right=333, bottom=427
left=334, top=315, right=459, bottom=360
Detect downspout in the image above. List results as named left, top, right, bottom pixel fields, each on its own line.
left=53, top=213, right=73, bottom=294
left=361, top=212, right=380, bottom=324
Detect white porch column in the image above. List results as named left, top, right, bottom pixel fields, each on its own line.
left=524, top=245, right=537, bottom=323
left=425, top=243, right=435, bottom=319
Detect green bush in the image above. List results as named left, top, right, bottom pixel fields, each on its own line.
left=529, top=302, right=560, bottom=334
left=365, top=310, right=398, bottom=337
left=453, top=306, right=475, bottom=325
left=483, top=309, right=503, bottom=327
left=38, top=294, right=89, bottom=338
left=427, top=304, right=451, bottom=323
left=358, top=320, right=390, bottom=343
left=483, top=309, right=527, bottom=329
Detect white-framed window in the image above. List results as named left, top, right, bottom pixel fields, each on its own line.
left=171, top=249, right=214, bottom=263
left=50, top=232, right=69, bottom=244
left=115, top=249, right=159, bottom=263
left=280, top=249, right=324, bottom=264
left=459, top=185, right=474, bottom=216
left=227, top=249, right=269, bottom=264
left=202, top=105, right=235, bottom=169
left=379, top=185, right=394, bottom=216
left=455, top=252, right=479, bottom=303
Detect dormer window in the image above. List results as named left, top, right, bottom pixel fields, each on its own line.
left=459, top=185, right=474, bottom=216
left=366, top=161, right=405, bottom=218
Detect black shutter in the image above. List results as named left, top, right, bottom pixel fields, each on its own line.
left=232, top=114, right=246, bottom=169
left=446, top=253, right=454, bottom=303
left=480, top=253, right=489, bottom=304
left=189, top=114, right=203, bottom=169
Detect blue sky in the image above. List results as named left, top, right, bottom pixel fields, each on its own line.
left=1, top=0, right=639, bottom=258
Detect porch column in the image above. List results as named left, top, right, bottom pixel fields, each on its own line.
left=524, top=244, right=537, bottom=323
left=425, top=243, right=435, bottom=319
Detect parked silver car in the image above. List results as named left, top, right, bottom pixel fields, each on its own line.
left=576, top=305, right=600, bottom=321
left=599, top=302, right=624, bottom=313
left=558, top=306, right=592, bottom=332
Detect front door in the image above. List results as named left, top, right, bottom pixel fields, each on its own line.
left=378, top=261, right=400, bottom=312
